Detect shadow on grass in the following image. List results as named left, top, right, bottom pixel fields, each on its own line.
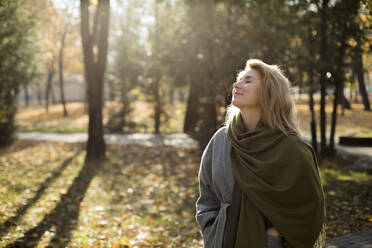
left=0, top=149, right=84, bottom=239
left=320, top=158, right=372, bottom=238
left=323, top=178, right=372, bottom=238
left=0, top=140, right=41, bottom=157
left=5, top=157, right=104, bottom=248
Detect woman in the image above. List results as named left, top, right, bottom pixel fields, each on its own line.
left=195, top=59, right=326, bottom=248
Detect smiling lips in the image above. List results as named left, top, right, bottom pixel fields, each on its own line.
left=234, top=91, right=243, bottom=96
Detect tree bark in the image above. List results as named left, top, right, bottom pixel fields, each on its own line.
left=349, top=67, right=356, bottom=101
left=318, top=0, right=329, bottom=161
left=329, top=32, right=347, bottom=156
left=340, top=91, right=350, bottom=111
left=307, top=25, right=318, bottom=156
left=154, top=78, right=161, bottom=134
left=184, top=76, right=200, bottom=134
left=58, top=29, right=68, bottom=117
left=153, top=0, right=162, bottom=134
left=355, top=35, right=371, bottom=111
left=36, top=82, right=42, bottom=105
left=24, top=83, right=29, bottom=107
left=45, top=66, right=55, bottom=113
left=80, top=0, right=110, bottom=163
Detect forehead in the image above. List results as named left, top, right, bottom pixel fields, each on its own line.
left=240, top=69, right=259, bottom=80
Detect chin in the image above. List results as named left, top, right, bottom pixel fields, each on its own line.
left=231, top=99, right=241, bottom=108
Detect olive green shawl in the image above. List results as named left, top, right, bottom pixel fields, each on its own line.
left=225, top=111, right=326, bottom=248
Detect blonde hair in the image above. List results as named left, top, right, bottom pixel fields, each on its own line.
left=224, top=58, right=301, bottom=137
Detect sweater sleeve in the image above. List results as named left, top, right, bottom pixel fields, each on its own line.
left=195, top=135, right=221, bottom=234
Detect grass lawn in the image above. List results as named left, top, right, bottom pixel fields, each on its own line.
left=0, top=140, right=371, bottom=247
left=15, top=100, right=186, bottom=134
left=351, top=131, right=372, bottom=137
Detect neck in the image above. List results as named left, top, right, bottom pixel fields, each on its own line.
left=239, top=107, right=262, bottom=132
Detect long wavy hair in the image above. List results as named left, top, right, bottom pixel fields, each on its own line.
left=224, top=59, right=300, bottom=137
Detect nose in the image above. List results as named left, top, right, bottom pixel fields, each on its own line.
left=233, top=81, right=240, bottom=89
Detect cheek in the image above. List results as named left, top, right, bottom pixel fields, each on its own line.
left=243, top=88, right=260, bottom=103
left=243, top=85, right=259, bottom=96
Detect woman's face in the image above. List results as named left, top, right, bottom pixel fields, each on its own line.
left=231, top=68, right=261, bottom=109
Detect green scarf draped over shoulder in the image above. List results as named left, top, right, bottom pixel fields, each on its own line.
left=226, top=111, right=327, bottom=248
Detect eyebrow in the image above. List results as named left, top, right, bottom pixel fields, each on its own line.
left=242, top=75, right=255, bottom=80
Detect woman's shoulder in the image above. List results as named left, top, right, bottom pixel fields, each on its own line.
left=203, top=126, right=229, bottom=152
left=285, top=133, right=313, bottom=151
left=211, top=125, right=229, bottom=142
left=282, top=133, right=317, bottom=162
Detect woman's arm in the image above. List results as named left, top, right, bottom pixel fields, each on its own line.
left=195, top=138, right=221, bottom=233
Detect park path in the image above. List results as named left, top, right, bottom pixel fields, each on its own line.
left=301, top=133, right=372, bottom=158
left=17, top=131, right=199, bottom=148
left=17, top=131, right=372, bottom=156
left=17, top=131, right=372, bottom=173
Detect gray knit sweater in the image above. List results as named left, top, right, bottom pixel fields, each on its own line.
left=195, top=126, right=284, bottom=248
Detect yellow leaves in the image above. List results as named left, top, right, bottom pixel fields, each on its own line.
left=145, top=215, right=153, bottom=224
left=136, top=231, right=153, bottom=244
left=347, top=38, right=357, bottom=47
left=59, top=188, right=67, bottom=195
left=144, top=237, right=152, bottom=242
left=117, top=237, right=130, bottom=247
left=368, top=218, right=372, bottom=222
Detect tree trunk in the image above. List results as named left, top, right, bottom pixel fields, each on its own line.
left=152, top=0, right=162, bottom=134
left=50, top=74, right=56, bottom=104
left=58, top=29, right=68, bottom=117
left=349, top=67, right=355, bottom=102
left=120, top=82, right=126, bottom=129
left=299, top=70, right=304, bottom=100
left=349, top=68, right=354, bottom=101
left=36, top=82, right=42, bottom=105
left=307, top=25, right=318, bottom=156
left=329, top=32, right=347, bottom=156
left=318, top=0, right=329, bottom=161
left=24, top=83, right=29, bottom=107
left=154, top=78, right=161, bottom=134
left=184, top=77, right=200, bottom=134
left=80, top=0, right=110, bottom=163
left=355, top=35, right=371, bottom=111
left=45, top=67, right=55, bottom=113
